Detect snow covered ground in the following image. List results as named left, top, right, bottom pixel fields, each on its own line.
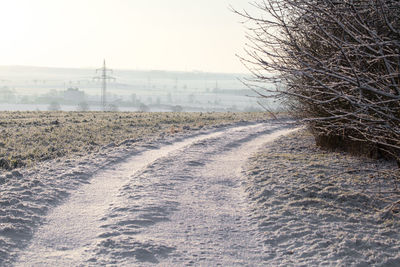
left=1, top=121, right=399, bottom=266
left=245, top=131, right=400, bottom=266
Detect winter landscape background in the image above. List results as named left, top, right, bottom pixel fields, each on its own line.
left=0, top=65, right=276, bottom=112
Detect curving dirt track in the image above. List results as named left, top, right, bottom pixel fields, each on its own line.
left=12, top=122, right=296, bottom=266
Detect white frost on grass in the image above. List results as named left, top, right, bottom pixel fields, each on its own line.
left=245, top=131, right=400, bottom=266
left=3, top=122, right=399, bottom=266
left=1, top=121, right=286, bottom=266
left=0, top=121, right=263, bottom=266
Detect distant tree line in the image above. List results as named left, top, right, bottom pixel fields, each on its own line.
left=236, top=0, right=400, bottom=165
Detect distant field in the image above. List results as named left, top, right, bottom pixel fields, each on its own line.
left=0, top=111, right=269, bottom=171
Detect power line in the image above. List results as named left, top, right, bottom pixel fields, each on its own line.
left=93, top=59, right=115, bottom=111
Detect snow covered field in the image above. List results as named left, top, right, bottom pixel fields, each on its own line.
left=245, top=131, right=400, bottom=266
left=1, top=121, right=399, bottom=266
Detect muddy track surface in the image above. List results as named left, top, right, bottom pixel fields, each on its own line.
left=11, top=122, right=297, bottom=266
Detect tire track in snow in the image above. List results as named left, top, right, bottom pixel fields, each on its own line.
left=15, top=122, right=298, bottom=266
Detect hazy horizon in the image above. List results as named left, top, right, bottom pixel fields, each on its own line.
left=0, top=63, right=249, bottom=75
left=0, top=64, right=269, bottom=113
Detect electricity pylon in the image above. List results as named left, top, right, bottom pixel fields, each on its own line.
left=93, top=59, right=115, bottom=111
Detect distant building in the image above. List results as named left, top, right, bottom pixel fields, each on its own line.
left=64, top=88, right=85, bottom=103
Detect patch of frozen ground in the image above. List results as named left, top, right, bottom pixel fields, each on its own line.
left=245, top=130, right=400, bottom=266
left=1, top=120, right=294, bottom=266
left=6, top=122, right=399, bottom=266
left=0, top=121, right=268, bottom=266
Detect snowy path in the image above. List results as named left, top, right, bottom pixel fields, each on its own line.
left=15, top=123, right=297, bottom=266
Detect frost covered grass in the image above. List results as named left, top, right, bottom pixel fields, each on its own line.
left=0, top=120, right=274, bottom=266
left=0, top=111, right=268, bottom=171
left=245, top=130, right=400, bottom=266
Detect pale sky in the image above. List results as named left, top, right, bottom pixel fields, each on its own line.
left=0, top=0, right=256, bottom=73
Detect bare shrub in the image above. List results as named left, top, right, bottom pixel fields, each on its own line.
left=48, top=101, right=61, bottom=111
left=77, top=101, right=89, bottom=111
left=138, top=103, right=150, bottom=112
left=170, top=105, right=183, bottom=112
left=235, top=0, right=400, bottom=163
